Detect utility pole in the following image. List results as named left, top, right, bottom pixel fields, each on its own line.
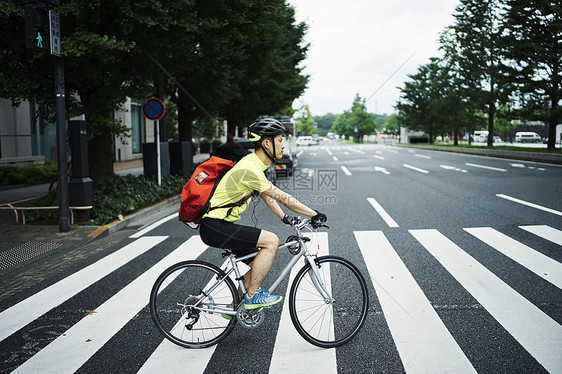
left=55, top=53, right=69, bottom=232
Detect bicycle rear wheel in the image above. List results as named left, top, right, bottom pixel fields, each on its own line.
left=150, top=260, right=238, bottom=348
left=289, top=255, right=368, bottom=348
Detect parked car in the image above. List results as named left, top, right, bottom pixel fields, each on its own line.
left=214, top=137, right=255, bottom=162
left=493, top=136, right=502, bottom=143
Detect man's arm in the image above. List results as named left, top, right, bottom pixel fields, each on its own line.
left=261, top=185, right=317, bottom=218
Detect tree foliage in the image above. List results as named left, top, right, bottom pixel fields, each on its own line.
left=396, top=0, right=560, bottom=149
left=501, top=0, right=561, bottom=148
left=0, top=0, right=308, bottom=180
left=296, top=104, right=316, bottom=136
left=331, top=94, right=376, bottom=142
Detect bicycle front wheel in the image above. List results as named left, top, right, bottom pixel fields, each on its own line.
left=289, top=255, right=368, bottom=348
left=150, top=260, right=238, bottom=348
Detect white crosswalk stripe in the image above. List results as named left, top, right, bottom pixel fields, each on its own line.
left=411, top=229, right=562, bottom=374
left=520, top=224, right=562, bottom=245
left=139, top=257, right=232, bottom=374
left=465, top=227, right=562, bottom=289
left=2, top=225, right=562, bottom=373
left=12, top=236, right=207, bottom=374
left=269, top=232, right=337, bottom=374
left=0, top=235, right=168, bottom=342
left=355, top=231, right=476, bottom=373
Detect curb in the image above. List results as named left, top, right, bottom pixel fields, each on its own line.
left=87, top=194, right=181, bottom=239
left=396, top=144, right=562, bottom=165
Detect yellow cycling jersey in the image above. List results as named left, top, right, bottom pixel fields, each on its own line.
left=203, top=152, right=271, bottom=222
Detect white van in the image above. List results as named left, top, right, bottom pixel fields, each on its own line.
left=473, top=130, right=488, bottom=142
left=296, top=136, right=314, bottom=146
left=514, top=132, right=541, bottom=143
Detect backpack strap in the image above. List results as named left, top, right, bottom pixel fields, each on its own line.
left=195, top=167, right=259, bottom=222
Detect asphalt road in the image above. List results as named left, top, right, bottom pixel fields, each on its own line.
left=1, top=141, right=561, bottom=373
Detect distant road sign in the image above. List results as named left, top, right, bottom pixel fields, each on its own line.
left=142, top=98, right=165, bottom=121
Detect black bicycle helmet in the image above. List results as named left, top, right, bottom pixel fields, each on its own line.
left=248, top=118, right=287, bottom=162
left=248, top=118, right=286, bottom=142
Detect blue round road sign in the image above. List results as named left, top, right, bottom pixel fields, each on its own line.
left=142, top=98, right=165, bottom=120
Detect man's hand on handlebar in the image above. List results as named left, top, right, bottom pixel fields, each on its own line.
left=282, top=214, right=299, bottom=226
left=311, top=210, right=327, bottom=228
left=282, top=211, right=328, bottom=229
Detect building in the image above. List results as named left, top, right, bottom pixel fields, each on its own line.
left=0, top=97, right=158, bottom=165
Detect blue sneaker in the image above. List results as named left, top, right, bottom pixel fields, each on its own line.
left=244, top=289, right=283, bottom=310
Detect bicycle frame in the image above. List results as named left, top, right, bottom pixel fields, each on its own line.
left=192, top=220, right=333, bottom=317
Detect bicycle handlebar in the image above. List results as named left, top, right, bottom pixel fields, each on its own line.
left=291, top=217, right=329, bottom=230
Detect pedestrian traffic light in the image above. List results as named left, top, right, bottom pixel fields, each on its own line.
left=25, top=4, right=50, bottom=53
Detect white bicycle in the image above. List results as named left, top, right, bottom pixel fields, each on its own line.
left=149, top=218, right=369, bottom=348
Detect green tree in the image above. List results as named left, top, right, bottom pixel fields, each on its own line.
left=0, top=1, right=185, bottom=180
left=0, top=0, right=308, bottom=181
left=446, top=0, right=514, bottom=146
left=220, top=0, right=309, bottom=137
left=501, top=0, right=561, bottom=149
left=396, top=58, right=452, bottom=143
left=314, top=113, right=338, bottom=136
left=332, top=94, right=376, bottom=142
left=296, top=105, right=316, bottom=136
left=382, top=114, right=400, bottom=133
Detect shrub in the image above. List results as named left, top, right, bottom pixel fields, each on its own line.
left=0, top=160, right=59, bottom=187
left=26, top=174, right=186, bottom=225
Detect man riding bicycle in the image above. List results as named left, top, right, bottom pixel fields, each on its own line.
left=199, top=118, right=327, bottom=310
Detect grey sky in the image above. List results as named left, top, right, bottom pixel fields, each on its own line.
left=289, top=0, right=459, bottom=116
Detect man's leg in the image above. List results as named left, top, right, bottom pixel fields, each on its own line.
left=246, top=230, right=279, bottom=297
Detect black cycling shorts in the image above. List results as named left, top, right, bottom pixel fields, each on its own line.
left=200, top=218, right=261, bottom=265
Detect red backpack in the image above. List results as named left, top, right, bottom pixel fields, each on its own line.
left=179, top=156, right=252, bottom=229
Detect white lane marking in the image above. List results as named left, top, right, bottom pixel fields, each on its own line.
left=0, top=236, right=168, bottom=342
left=13, top=236, right=208, bottom=374
left=355, top=231, right=476, bottom=374
left=440, top=165, right=468, bottom=173
left=375, top=166, right=390, bottom=175
left=415, top=154, right=431, bottom=159
left=341, top=166, right=352, bottom=176
left=367, top=198, right=399, bottom=228
left=130, top=212, right=178, bottom=238
left=510, top=163, right=526, bottom=168
left=519, top=225, right=562, bottom=246
left=297, top=150, right=304, bottom=157
left=326, top=149, right=333, bottom=156
left=333, top=156, right=339, bottom=161
left=465, top=163, right=507, bottom=172
left=269, top=232, right=336, bottom=374
left=350, top=149, right=366, bottom=154
left=465, top=227, right=562, bottom=289
left=410, top=229, right=562, bottom=374
left=373, top=155, right=385, bottom=160
left=496, top=194, right=562, bottom=217
left=403, top=164, right=429, bottom=174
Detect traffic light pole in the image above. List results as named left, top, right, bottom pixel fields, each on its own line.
left=55, top=56, right=70, bottom=232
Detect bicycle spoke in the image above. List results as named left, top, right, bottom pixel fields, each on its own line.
left=289, top=256, right=368, bottom=348
left=150, top=261, right=238, bottom=348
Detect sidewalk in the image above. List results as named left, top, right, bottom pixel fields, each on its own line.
left=0, top=154, right=209, bottom=291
